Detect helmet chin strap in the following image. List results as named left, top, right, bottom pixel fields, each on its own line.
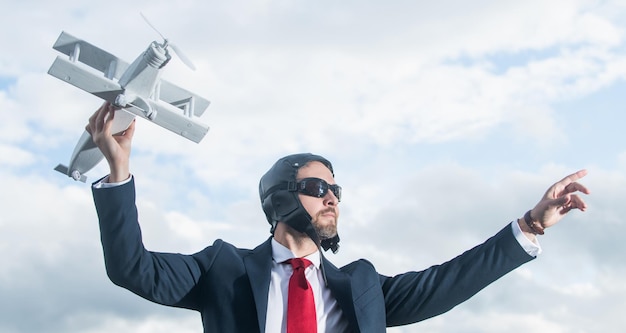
left=302, top=226, right=334, bottom=287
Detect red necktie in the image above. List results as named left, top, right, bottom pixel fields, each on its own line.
left=286, top=258, right=317, bottom=333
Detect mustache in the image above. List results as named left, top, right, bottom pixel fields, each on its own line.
left=317, top=207, right=336, bottom=216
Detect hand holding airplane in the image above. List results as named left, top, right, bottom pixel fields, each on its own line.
left=85, top=102, right=135, bottom=183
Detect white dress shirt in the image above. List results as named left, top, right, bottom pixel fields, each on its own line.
left=265, top=238, right=349, bottom=333
left=511, top=217, right=542, bottom=256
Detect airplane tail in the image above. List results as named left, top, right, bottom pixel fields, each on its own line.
left=54, top=164, right=87, bottom=182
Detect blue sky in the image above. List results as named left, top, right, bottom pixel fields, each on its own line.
left=1, top=1, right=626, bottom=332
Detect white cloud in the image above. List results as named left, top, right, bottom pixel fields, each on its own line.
left=0, top=144, right=35, bottom=167
left=2, top=1, right=626, bottom=332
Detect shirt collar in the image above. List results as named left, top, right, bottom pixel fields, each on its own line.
left=271, top=237, right=321, bottom=269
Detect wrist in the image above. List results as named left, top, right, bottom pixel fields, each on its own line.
left=107, top=161, right=130, bottom=183
left=522, top=210, right=545, bottom=235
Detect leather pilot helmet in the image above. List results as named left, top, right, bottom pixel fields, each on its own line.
left=258, top=153, right=340, bottom=253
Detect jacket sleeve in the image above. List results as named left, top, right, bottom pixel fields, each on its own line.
left=381, top=225, right=535, bottom=327
left=92, top=176, right=218, bottom=311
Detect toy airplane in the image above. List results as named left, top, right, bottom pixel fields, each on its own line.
left=48, top=24, right=210, bottom=182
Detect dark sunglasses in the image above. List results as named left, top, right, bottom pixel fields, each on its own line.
left=295, top=178, right=342, bottom=202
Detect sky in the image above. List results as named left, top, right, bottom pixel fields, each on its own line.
left=1, top=0, right=626, bottom=332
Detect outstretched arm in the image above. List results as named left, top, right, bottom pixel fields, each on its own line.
left=518, top=169, right=590, bottom=239
left=85, top=102, right=135, bottom=183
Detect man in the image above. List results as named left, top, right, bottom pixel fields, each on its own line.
left=87, top=102, right=589, bottom=332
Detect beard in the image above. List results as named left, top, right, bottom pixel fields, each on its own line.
left=311, top=207, right=338, bottom=240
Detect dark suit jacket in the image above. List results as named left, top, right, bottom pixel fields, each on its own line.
left=92, top=177, right=534, bottom=333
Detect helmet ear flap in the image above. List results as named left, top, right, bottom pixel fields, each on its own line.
left=271, top=191, right=299, bottom=218
left=262, top=191, right=300, bottom=232
left=261, top=195, right=275, bottom=232
left=262, top=191, right=312, bottom=235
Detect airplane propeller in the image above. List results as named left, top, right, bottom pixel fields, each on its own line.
left=140, top=12, right=197, bottom=71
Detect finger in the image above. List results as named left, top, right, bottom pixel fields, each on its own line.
left=567, top=194, right=587, bottom=211
left=88, top=112, right=96, bottom=127
left=96, top=103, right=115, bottom=132
left=94, top=104, right=106, bottom=131
left=559, top=169, right=588, bottom=187
left=564, top=182, right=591, bottom=195
left=549, top=169, right=589, bottom=199
left=558, top=194, right=587, bottom=214
left=103, top=105, right=117, bottom=131
left=88, top=103, right=104, bottom=131
left=121, top=119, right=136, bottom=139
left=90, top=102, right=108, bottom=122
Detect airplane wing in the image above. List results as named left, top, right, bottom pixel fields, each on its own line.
left=159, top=80, right=210, bottom=117
left=50, top=31, right=128, bottom=79
left=48, top=56, right=124, bottom=102
left=47, top=31, right=211, bottom=141
left=49, top=31, right=212, bottom=181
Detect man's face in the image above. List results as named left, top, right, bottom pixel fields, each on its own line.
left=296, top=161, right=340, bottom=239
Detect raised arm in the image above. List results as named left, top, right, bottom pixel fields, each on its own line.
left=87, top=103, right=209, bottom=309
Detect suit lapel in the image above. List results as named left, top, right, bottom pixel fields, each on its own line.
left=243, top=240, right=362, bottom=333
left=322, top=255, right=361, bottom=333
left=243, top=238, right=273, bottom=333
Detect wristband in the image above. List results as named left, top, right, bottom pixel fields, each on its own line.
left=524, top=210, right=545, bottom=235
